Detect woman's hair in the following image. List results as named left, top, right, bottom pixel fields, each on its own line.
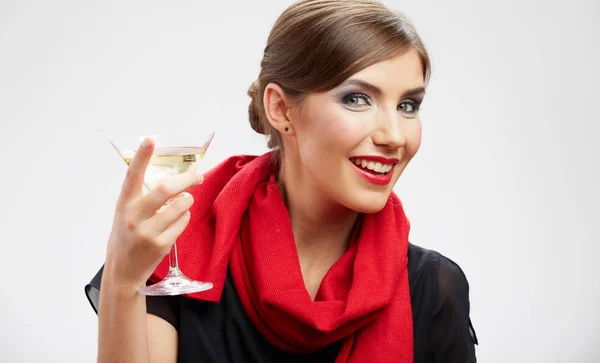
left=248, top=0, right=431, bottom=151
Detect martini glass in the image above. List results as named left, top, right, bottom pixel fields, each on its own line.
left=110, top=132, right=215, bottom=296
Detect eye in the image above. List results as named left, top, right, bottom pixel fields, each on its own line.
left=398, top=100, right=421, bottom=115
left=342, top=93, right=371, bottom=108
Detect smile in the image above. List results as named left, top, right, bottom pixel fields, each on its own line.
left=350, top=157, right=394, bottom=174
left=349, top=156, right=399, bottom=186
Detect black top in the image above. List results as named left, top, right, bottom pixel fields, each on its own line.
left=85, top=243, right=478, bottom=362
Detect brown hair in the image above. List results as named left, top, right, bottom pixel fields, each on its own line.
left=248, top=0, right=431, bottom=152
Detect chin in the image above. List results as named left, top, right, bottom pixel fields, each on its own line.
left=344, top=193, right=391, bottom=215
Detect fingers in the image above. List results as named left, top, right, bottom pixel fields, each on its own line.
left=154, top=209, right=192, bottom=247
left=118, top=137, right=155, bottom=204
left=141, top=192, right=194, bottom=236
left=134, top=171, right=202, bottom=220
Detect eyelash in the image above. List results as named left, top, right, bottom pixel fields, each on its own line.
left=341, top=92, right=422, bottom=115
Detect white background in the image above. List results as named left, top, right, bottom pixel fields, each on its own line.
left=1, top=0, right=599, bottom=362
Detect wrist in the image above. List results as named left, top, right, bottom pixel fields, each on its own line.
left=100, top=259, right=144, bottom=300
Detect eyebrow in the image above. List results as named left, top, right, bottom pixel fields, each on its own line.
left=338, top=78, right=426, bottom=99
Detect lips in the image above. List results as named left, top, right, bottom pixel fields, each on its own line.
left=350, top=157, right=394, bottom=174
left=349, top=155, right=399, bottom=185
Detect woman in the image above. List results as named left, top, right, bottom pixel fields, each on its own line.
left=86, top=0, right=478, bottom=362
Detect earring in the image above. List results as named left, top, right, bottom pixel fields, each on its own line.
left=284, top=127, right=289, bottom=132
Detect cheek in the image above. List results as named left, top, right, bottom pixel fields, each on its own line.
left=405, top=121, right=422, bottom=157
left=300, top=105, right=359, bottom=154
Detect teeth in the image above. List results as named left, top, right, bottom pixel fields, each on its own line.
left=350, top=158, right=395, bottom=174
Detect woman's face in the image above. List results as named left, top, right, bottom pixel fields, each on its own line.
left=290, top=48, right=425, bottom=214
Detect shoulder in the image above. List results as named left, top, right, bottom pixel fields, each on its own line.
left=407, top=242, right=479, bottom=354
left=406, top=242, right=474, bottom=329
left=407, top=242, right=471, bottom=294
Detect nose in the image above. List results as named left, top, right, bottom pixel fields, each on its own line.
left=371, top=111, right=406, bottom=149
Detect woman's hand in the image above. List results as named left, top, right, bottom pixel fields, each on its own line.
left=103, top=137, right=203, bottom=294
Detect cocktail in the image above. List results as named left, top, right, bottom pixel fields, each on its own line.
left=110, top=132, right=215, bottom=296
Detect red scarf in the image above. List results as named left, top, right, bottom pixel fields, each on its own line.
left=150, top=152, right=413, bottom=362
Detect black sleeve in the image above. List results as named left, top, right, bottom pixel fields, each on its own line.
left=427, top=256, right=479, bottom=362
left=84, top=264, right=181, bottom=331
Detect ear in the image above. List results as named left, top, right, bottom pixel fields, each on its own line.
left=263, top=82, right=294, bottom=135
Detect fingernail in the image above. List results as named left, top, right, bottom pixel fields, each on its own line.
left=183, top=192, right=192, bottom=198
left=141, top=138, right=151, bottom=150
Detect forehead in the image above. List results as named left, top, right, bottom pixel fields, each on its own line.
left=347, top=48, right=424, bottom=94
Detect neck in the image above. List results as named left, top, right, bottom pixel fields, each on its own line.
left=277, top=155, right=358, bottom=256
left=275, top=150, right=359, bottom=300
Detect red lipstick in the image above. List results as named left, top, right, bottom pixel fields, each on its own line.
left=349, top=156, right=399, bottom=186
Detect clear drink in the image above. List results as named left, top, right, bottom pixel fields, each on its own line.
left=122, top=147, right=207, bottom=190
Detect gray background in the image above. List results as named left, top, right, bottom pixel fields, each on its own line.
left=1, top=0, right=598, bottom=362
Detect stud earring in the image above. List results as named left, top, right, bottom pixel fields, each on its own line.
left=284, top=127, right=289, bottom=132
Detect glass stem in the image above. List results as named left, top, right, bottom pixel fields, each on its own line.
left=166, top=242, right=182, bottom=278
